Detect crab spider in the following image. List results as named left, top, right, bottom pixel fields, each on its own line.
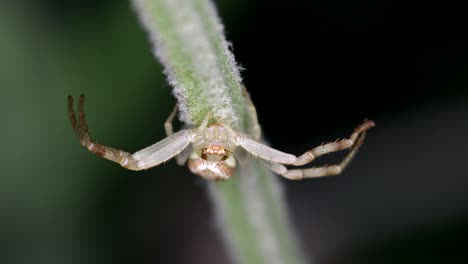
left=68, top=95, right=374, bottom=181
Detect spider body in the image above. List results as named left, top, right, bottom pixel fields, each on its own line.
left=188, top=124, right=237, bottom=180
left=68, top=94, right=374, bottom=181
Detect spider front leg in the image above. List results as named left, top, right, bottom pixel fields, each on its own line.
left=292, top=120, right=375, bottom=166
left=68, top=95, right=194, bottom=171
left=68, top=95, right=142, bottom=170
left=238, top=120, right=375, bottom=180
left=263, top=131, right=368, bottom=180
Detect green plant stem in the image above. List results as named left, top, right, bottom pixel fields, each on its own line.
left=132, top=0, right=307, bottom=263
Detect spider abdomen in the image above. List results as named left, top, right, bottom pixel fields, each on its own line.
left=188, top=153, right=236, bottom=180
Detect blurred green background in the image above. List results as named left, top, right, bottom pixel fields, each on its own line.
left=1, top=0, right=467, bottom=263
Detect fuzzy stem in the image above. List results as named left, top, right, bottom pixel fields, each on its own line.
left=131, top=0, right=307, bottom=263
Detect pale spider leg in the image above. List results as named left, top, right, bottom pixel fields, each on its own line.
left=68, top=95, right=142, bottom=170
left=133, top=129, right=194, bottom=169
left=175, top=145, right=193, bottom=166
left=69, top=95, right=194, bottom=170
left=293, top=120, right=375, bottom=166
left=259, top=159, right=289, bottom=175
left=238, top=120, right=374, bottom=166
left=164, top=105, right=179, bottom=136
left=131, top=105, right=191, bottom=160
left=242, top=85, right=261, bottom=140
left=231, top=86, right=261, bottom=165
left=163, top=104, right=192, bottom=166
left=237, top=136, right=297, bottom=164
left=277, top=131, right=368, bottom=180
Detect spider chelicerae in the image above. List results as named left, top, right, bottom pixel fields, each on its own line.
left=68, top=94, right=374, bottom=181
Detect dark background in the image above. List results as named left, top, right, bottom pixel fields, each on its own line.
left=1, top=0, right=467, bottom=263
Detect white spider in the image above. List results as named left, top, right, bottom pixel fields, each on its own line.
left=68, top=94, right=374, bottom=181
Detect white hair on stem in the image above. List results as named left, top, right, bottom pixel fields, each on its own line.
left=131, top=0, right=243, bottom=127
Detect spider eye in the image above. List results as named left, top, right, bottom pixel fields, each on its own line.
left=201, top=145, right=229, bottom=162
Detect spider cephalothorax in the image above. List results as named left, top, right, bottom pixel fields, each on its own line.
left=68, top=94, right=374, bottom=181
left=188, top=125, right=237, bottom=180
